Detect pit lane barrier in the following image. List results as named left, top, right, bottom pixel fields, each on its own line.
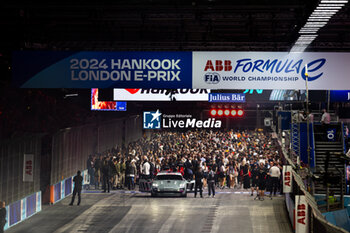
left=280, top=139, right=349, bottom=233
left=3, top=191, right=41, bottom=231
left=49, top=169, right=89, bottom=204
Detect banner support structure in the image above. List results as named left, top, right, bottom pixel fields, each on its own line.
left=305, top=65, right=313, bottom=194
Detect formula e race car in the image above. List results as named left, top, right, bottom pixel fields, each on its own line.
left=139, top=171, right=195, bottom=197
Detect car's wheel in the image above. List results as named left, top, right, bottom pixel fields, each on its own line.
left=151, top=191, right=156, bottom=197
left=182, top=192, right=187, bottom=198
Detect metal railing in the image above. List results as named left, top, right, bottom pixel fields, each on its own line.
left=279, top=138, right=349, bottom=233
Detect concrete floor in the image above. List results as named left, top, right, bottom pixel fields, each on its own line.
left=6, top=189, right=292, bottom=233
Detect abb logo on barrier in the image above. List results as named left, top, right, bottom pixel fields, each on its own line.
left=295, top=195, right=308, bottom=233
left=282, top=165, right=292, bottom=193
left=284, top=171, right=291, bottom=187
left=26, top=160, right=33, bottom=175
left=297, top=204, right=306, bottom=225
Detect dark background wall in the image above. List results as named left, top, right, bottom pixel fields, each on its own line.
left=0, top=136, right=41, bottom=204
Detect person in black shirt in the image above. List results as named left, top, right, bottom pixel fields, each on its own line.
left=0, top=201, right=6, bottom=233
left=94, top=156, right=102, bottom=189
left=184, top=158, right=193, bottom=180
left=211, top=162, right=218, bottom=187
left=250, top=162, right=259, bottom=197
left=242, top=162, right=250, bottom=190
left=102, top=159, right=111, bottom=193
left=194, top=167, right=204, bottom=198
left=109, top=158, right=117, bottom=189
left=207, top=167, right=215, bottom=198
left=257, top=163, right=268, bottom=201
left=69, top=171, right=83, bottom=206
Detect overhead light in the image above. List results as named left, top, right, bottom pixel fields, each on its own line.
left=319, top=4, right=345, bottom=6
left=299, top=28, right=319, bottom=31
left=309, top=16, right=332, bottom=18
left=307, top=18, right=330, bottom=21
left=314, top=9, right=340, bottom=12
left=317, top=6, right=342, bottom=9
left=290, top=0, right=348, bottom=52
left=64, top=93, right=78, bottom=98
left=321, top=0, right=348, bottom=3
left=305, top=22, right=327, bottom=25
left=312, top=11, right=337, bottom=14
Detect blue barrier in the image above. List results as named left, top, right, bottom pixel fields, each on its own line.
left=285, top=193, right=295, bottom=230
left=50, top=169, right=88, bottom=204
left=26, top=193, right=36, bottom=218
left=4, top=191, right=42, bottom=231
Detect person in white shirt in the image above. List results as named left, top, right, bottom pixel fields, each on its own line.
left=269, top=161, right=281, bottom=197
left=321, top=109, right=331, bottom=141
left=298, top=111, right=306, bottom=121
left=142, top=156, right=151, bottom=179
left=321, top=109, right=331, bottom=125
left=307, top=113, right=314, bottom=123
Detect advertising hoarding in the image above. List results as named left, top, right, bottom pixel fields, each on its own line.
left=193, top=52, right=350, bottom=90
left=13, top=51, right=350, bottom=90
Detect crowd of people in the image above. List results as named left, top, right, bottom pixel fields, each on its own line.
left=86, top=129, right=284, bottom=200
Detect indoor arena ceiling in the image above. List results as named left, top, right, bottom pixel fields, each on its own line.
left=1, top=0, right=350, bottom=52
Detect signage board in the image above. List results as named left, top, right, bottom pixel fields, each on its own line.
left=23, top=154, right=34, bottom=182
left=193, top=52, right=350, bottom=90
left=143, top=110, right=221, bottom=129
left=282, top=165, right=293, bottom=193
left=13, top=51, right=350, bottom=90
left=13, top=51, right=192, bottom=88
left=327, top=128, right=336, bottom=142
left=116, top=102, right=127, bottom=111
left=295, top=195, right=309, bottom=233
left=208, top=93, right=245, bottom=102
left=114, top=89, right=209, bottom=101
left=91, top=88, right=126, bottom=111
left=330, top=90, right=350, bottom=102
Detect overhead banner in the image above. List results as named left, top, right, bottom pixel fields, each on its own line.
left=113, top=89, right=209, bottom=101
left=295, top=195, right=309, bottom=233
left=23, top=154, right=34, bottom=182
left=282, top=165, right=293, bottom=193
left=13, top=51, right=192, bottom=88
left=13, top=51, right=350, bottom=90
left=193, top=52, right=350, bottom=90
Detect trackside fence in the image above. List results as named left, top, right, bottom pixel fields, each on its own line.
left=280, top=139, right=348, bottom=233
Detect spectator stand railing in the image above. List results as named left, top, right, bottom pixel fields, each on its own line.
left=279, top=137, right=349, bottom=233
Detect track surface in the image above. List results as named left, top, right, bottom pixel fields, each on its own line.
left=6, top=189, right=292, bottom=233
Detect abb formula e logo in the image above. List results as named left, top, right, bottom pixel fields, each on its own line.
left=202, top=58, right=326, bottom=82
